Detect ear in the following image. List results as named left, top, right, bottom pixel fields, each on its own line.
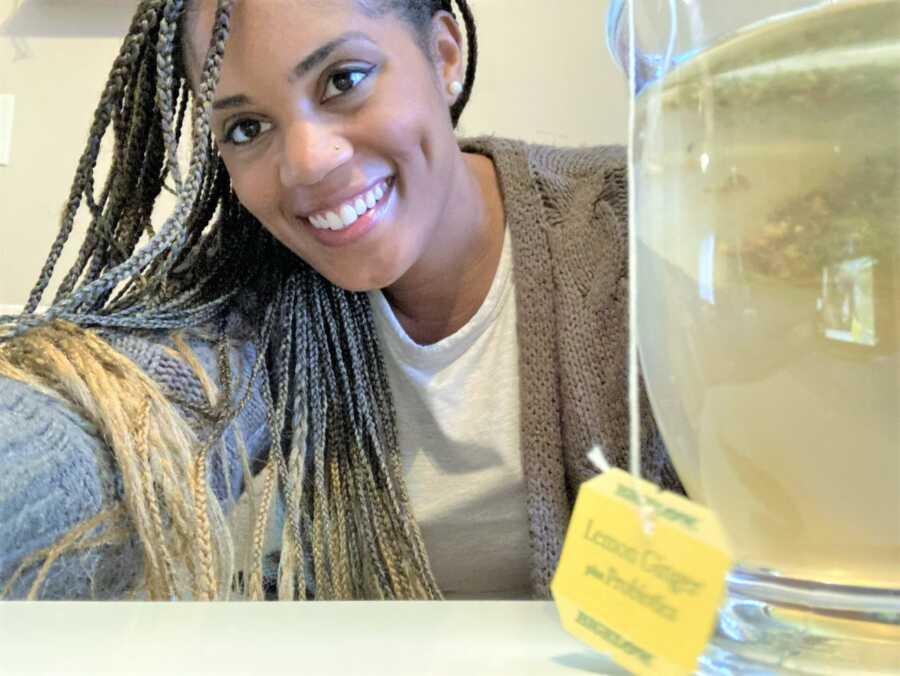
left=429, top=11, right=465, bottom=103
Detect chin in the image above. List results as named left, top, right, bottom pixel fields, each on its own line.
left=321, top=252, right=412, bottom=293
left=319, top=267, right=402, bottom=294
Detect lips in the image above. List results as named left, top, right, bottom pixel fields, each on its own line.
left=302, top=177, right=394, bottom=232
left=297, top=176, right=396, bottom=247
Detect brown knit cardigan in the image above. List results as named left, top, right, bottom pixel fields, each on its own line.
left=459, top=136, right=682, bottom=598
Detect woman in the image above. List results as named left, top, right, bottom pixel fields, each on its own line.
left=0, top=0, right=681, bottom=601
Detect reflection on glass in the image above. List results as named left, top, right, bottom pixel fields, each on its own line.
left=697, top=234, right=716, bottom=305
left=820, top=257, right=877, bottom=347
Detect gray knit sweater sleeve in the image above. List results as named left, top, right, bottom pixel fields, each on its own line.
left=0, top=327, right=270, bottom=599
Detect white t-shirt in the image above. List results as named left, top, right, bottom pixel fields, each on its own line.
left=368, top=227, right=532, bottom=599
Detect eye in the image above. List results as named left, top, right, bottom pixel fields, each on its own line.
left=223, top=118, right=273, bottom=146
left=322, top=67, right=374, bottom=102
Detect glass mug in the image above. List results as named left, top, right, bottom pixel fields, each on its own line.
left=607, top=0, right=899, bottom=672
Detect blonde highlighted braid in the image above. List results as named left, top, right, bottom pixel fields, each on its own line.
left=1, top=0, right=479, bottom=600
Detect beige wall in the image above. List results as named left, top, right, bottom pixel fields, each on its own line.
left=0, top=0, right=626, bottom=307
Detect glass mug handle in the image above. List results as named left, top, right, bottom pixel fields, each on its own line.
left=607, top=0, right=681, bottom=93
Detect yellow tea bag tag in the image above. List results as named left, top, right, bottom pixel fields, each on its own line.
left=551, top=468, right=733, bottom=675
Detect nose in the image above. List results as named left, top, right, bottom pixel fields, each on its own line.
left=279, top=120, right=351, bottom=187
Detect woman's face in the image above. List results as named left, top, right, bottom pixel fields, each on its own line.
left=187, top=0, right=463, bottom=291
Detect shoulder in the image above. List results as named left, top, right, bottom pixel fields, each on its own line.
left=460, top=135, right=625, bottom=191
left=460, top=135, right=627, bottom=228
left=94, top=309, right=270, bottom=470
left=527, top=142, right=626, bottom=183
left=92, top=297, right=260, bottom=408
left=476, top=138, right=629, bottom=306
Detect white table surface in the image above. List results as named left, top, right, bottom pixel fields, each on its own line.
left=0, top=600, right=627, bottom=676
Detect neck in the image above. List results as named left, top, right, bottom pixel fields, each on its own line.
left=384, top=152, right=505, bottom=345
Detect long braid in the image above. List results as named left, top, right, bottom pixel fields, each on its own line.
left=72, top=40, right=166, bottom=302
left=53, top=0, right=229, bottom=320
left=156, top=0, right=187, bottom=193
left=337, top=292, right=441, bottom=597
left=25, top=2, right=167, bottom=313
left=447, top=0, right=477, bottom=126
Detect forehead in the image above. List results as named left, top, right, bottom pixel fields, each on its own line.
left=185, top=0, right=375, bottom=68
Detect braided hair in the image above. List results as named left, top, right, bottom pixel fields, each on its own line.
left=0, top=0, right=478, bottom=601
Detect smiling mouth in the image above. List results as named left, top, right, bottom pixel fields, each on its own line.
left=304, top=177, right=395, bottom=232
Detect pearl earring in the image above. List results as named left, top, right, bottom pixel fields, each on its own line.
left=448, top=81, right=463, bottom=96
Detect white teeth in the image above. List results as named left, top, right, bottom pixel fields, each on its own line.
left=307, top=178, right=392, bottom=231
left=339, top=204, right=358, bottom=227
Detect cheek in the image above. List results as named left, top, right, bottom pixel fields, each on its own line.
left=371, top=92, right=455, bottom=199
left=371, top=68, right=449, bottom=163
left=227, top=159, right=282, bottom=225
left=223, top=156, right=329, bottom=268
left=367, top=99, right=428, bottom=161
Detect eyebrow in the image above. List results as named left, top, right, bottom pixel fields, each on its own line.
left=290, top=31, right=377, bottom=81
left=212, top=94, right=251, bottom=112
left=211, top=31, right=377, bottom=112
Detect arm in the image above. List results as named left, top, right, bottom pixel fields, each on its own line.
left=0, top=376, right=138, bottom=599
left=0, top=332, right=271, bottom=600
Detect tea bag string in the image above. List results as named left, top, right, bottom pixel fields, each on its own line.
left=588, top=0, right=665, bottom=538
left=626, top=0, right=664, bottom=537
